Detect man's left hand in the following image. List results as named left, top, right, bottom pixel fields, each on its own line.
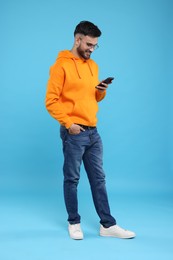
left=96, top=82, right=108, bottom=91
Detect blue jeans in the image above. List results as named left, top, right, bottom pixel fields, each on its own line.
left=60, top=126, right=116, bottom=228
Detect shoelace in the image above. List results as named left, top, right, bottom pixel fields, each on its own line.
left=116, top=225, right=127, bottom=231
left=72, top=224, right=81, bottom=232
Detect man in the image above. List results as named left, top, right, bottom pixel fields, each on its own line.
left=45, top=21, right=136, bottom=240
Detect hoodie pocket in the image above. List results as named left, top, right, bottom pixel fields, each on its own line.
left=72, top=98, right=98, bottom=123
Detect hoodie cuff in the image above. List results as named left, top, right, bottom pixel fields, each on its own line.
left=65, top=120, right=74, bottom=129
left=96, top=89, right=106, bottom=101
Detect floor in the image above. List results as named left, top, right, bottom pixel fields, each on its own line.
left=0, top=186, right=172, bottom=260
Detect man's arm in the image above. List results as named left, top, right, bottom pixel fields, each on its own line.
left=95, top=82, right=108, bottom=102
left=45, top=64, right=73, bottom=129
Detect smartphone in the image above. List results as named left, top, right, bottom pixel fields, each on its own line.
left=96, top=77, right=114, bottom=88
left=101, top=77, right=114, bottom=84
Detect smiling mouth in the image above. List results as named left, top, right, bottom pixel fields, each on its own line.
left=86, top=51, right=91, bottom=55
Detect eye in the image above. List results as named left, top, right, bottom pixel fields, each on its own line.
left=85, top=41, right=99, bottom=50
left=87, top=43, right=93, bottom=48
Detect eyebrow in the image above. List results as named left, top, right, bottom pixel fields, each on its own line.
left=86, top=42, right=98, bottom=47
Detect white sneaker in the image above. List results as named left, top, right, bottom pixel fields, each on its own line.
left=100, top=224, right=136, bottom=239
left=68, top=224, right=84, bottom=240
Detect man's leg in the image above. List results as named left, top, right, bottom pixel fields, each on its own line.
left=60, top=126, right=84, bottom=224
left=83, top=128, right=116, bottom=228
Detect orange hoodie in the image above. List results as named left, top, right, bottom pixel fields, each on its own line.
left=45, top=50, right=106, bottom=128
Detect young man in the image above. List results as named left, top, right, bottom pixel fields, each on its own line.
left=45, top=21, right=136, bottom=240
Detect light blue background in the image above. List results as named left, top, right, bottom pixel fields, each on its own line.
left=0, top=0, right=173, bottom=259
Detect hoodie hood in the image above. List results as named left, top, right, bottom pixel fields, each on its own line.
left=57, top=50, right=93, bottom=79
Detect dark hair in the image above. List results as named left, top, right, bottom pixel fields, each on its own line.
left=74, top=21, right=102, bottom=37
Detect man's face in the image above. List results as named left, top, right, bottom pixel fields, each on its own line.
left=76, top=35, right=99, bottom=60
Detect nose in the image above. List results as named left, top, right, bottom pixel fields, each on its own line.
left=88, top=46, right=94, bottom=51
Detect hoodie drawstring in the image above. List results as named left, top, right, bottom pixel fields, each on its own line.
left=72, top=58, right=93, bottom=79
left=86, top=61, right=93, bottom=76
left=72, top=58, right=81, bottom=79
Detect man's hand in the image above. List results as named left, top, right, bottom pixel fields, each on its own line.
left=96, top=82, right=108, bottom=91
left=68, top=124, right=85, bottom=134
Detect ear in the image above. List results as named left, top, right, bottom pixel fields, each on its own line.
left=75, top=34, right=81, bottom=46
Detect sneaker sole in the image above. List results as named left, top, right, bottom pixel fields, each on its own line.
left=70, top=236, right=84, bottom=240
left=100, top=233, right=135, bottom=239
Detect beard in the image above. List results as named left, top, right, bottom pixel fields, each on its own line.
left=76, top=46, right=92, bottom=60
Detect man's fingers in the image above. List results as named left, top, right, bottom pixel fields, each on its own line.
left=80, top=127, right=85, bottom=132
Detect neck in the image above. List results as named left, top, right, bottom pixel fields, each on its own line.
left=70, top=47, right=81, bottom=59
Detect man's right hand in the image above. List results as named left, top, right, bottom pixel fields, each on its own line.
left=68, top=124, right=85, bottom=134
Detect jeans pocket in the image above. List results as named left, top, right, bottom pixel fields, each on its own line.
left=60, top=126, right=67, bottom=141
